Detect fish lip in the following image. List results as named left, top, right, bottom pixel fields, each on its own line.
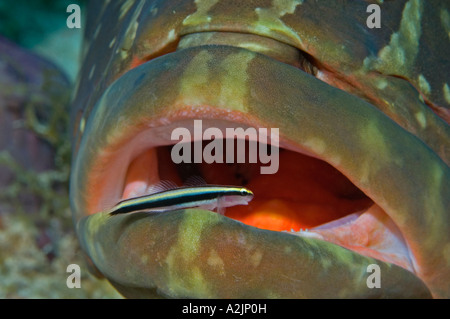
left=78, top=209, right=432, bottom=298
left=71, top=45, right=447, bottom=298
left=90, top=115, right=415, bottom=273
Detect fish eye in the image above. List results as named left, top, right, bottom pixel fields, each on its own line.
left=240, top=188, right=249, bottom=196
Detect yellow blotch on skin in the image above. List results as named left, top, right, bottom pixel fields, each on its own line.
left=357, top=121, right=392, bottom=184
left=415, top=111, right=427, bottom=128
left=254, top=0, right=303, bottom=46
left=207, top=249, right=225, bottom=276
left=304, top=137, right=326, bottom=155
left=167, top=29, right=176, bottom=43
left=81, top=213, right=110, bottom=264
left=365, top=0, right=423, bottom=77
left=109, top=37, right=116, bottom=49
left=177, top=214, right=205, bottom=262
left=121, top=21, right=139, bottom=59
left=422, top=162, right=446, bottom=249
left=250, top=250, right=263, bottom=268
left=440, top=9, right=450, bottom=40
left=169, top=211, right=221, bottom=264
left=207, top=249, right=224, bottom=267
left=376, top=78, right=388, bottom=90
left=444, top=83, right=450, bottom=104
left=217, top=52, right=254, bottom=111
left=186, top=267, right=211, bottom=297
left=418, top=74, right=431, bottom=95
left=179, top=50, right=213, bottom=106
left=182, top=0, right=219, bottom=26
left=141, top=254, right=149, bottom=264
left=165, top=252, right=212, bottom=297
left=178, top=49, right=254, bottom=112
left=328, top=154, right=342, bottom=167
left=163, top=212, right=220, bottom=297
left=79, top=117, right=86, bottom=134
left=273, top=0, right=303, bottom=16
left=119, top=0, right=144, bottom=60
left=119, top=0, right=136, bottom=20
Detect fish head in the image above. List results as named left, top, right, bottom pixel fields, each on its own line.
left=70, top=0, right=449, bottom=298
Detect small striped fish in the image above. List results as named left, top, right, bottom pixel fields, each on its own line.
left=109, top=185, right=253, bottom=216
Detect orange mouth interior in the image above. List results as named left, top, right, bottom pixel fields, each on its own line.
left=124, top=140, right=372, bottom=232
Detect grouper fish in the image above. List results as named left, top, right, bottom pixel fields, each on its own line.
left=70, top=0, right=450, bottom=298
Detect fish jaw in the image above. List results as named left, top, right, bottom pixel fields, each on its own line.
left=70, top=45, right=449, bottom=298
left=78, top=209, right=430, bottom=298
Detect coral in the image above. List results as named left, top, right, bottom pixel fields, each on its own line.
left=0, top=213, right=121, bottom=298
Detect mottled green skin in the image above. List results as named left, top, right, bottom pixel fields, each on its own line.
left=79, top=209, right=430, bottom=298
left=72, top=0, right=450, bottom=161
left=71, top=0, right=449, bottom=298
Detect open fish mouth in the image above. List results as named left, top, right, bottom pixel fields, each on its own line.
left=91, top=122, right=409, bottom=266
left=71, top=23, right=449, bottom=298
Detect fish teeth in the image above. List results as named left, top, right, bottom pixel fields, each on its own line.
left=287, top=228, right=310, bottom=233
